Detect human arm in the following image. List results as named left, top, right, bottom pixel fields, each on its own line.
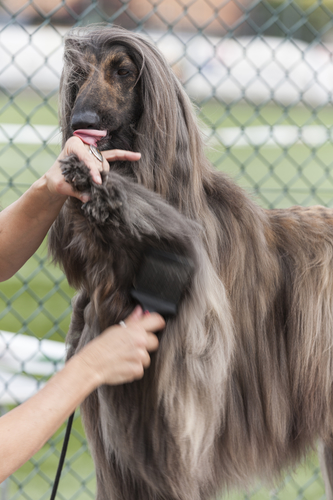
left=0, top=137, right=141, bottom=281
left=0, top=306, right=163, bottom=482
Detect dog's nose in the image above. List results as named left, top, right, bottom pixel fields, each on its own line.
left=71, top=110, right=101, bottom=131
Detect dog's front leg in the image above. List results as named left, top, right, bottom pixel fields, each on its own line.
left=56, top=155, right=201, bottom=259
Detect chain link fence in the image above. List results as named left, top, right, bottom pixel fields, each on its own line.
left=0, top=0, right=333, bottom=498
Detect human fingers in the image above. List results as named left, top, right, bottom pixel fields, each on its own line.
left=121, top=329, right=155, bottom=373
left=140, top=349, right=152, bottom=369
left=44, top=158, right=89, bottom=203
left=123, top=307, right=165, bottom=334
left=62, top=136, right=108, bottom=184
left=134, top=311, right=166, bottom=334
left=102, top=149, right=141, bottom=163
left=122, top=312, right=163, bottom=353
left=100, top=325, right=154, bottom=383
left=124, top=305, right=143, bottom=322
left=145, top=331, right=159, bottom=352
left=117, top=320, right=159, bottom=354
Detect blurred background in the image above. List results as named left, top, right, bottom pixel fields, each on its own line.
left=0, top=0, right=332, bottom=498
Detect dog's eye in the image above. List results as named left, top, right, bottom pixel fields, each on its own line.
left=117, top=68, right=130, bottom=76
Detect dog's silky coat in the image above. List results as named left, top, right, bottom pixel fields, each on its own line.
left=49, top=25, right=333, bottom=500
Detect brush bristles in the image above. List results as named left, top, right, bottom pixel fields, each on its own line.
left=133, top=248, right=194, bottom=306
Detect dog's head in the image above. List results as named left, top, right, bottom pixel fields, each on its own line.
left=63, top=40, right=143, bottom=152
left=60, top=26, right=175, bottom=151
left=60, top=25, right=212, bottom=213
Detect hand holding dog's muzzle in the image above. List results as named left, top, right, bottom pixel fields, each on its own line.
left=45, top=137, right=141, bottom=203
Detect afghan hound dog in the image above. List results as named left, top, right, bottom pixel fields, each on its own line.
left=49, top=25, right=333, bottom=500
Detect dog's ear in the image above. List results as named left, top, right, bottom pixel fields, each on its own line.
left=59, top=38, right=92, bottom=145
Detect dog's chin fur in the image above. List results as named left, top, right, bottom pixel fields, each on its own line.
left=49, top=25, right=333, bottom=500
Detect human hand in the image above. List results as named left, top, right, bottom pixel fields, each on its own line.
left=44, top=136, right=141, bottom=203
left=76, top=306, right=164, bottom=387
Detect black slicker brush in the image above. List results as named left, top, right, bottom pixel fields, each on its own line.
left=131, top=248, right=194, bottom=316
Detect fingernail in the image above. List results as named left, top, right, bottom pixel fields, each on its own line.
left=132, top=305, right=143, bottom=318
left=80, top=194, right=90, bottom=203
left=93, top=175, right=102, bottom=185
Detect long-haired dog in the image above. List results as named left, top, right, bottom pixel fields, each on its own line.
left=49, top=25, right=333, bottom=500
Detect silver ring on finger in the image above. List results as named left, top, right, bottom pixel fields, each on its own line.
left=89, top=144, right=103, bottom=162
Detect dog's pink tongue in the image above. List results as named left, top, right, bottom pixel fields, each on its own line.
left=73, top=129, right=107, bottom=147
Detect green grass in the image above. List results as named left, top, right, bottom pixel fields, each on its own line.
left=0, top=88, right=59, bottom=126
left=8, top=413, right=95, bottom=500
left=209, top=142, right=333, bottom=208
left=199, top=98, right=333, bottom=129
left=1, top=91, right=332, bottom=499
left=198, top=99, right=333, bottom=209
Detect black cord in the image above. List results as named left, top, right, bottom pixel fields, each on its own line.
left=50, top=410, right=75, bottom=500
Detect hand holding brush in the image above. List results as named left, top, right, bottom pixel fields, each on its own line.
left=0, top=307, right=163, bottom=484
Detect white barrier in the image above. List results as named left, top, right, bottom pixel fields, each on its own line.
left=1, top=122, right=331, bottom=149
left=0, top=123, right=60, bottom=145
left=0, top=331, right=65, bottom=405
left=1, top=25, right=333, bottom=105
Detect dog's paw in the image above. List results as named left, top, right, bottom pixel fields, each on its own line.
left=60, top=153, right=92, bottom=192
left=81, top=173, right=126, bottom=226
left=61, top=163, right=130, bottom=230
